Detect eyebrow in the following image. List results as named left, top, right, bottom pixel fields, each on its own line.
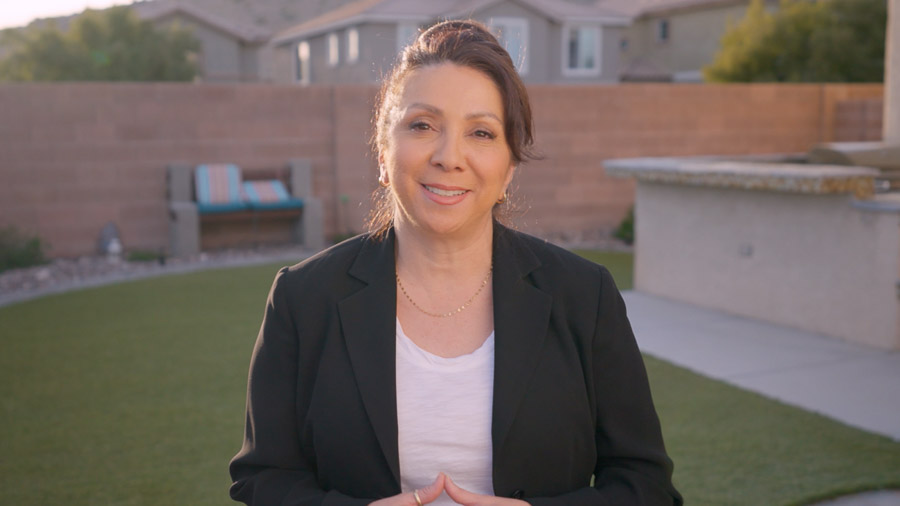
left=407, top=102, right=502, bottom=124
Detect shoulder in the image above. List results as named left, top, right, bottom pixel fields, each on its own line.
left=497, top=226, right=611, bottom=289
left=285, top=233, right=369, bottom=277
left=270, top=233, right=375, bottom=300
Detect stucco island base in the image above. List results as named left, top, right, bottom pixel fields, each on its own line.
left=606, top=157, right=900, bottom=350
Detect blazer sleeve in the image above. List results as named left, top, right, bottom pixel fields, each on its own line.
left=529, top=266, right=682, bottom=506
left=229, top=267, right=370, bottom=506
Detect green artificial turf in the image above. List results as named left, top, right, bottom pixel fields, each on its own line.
left=1, top=258, right=898, bottom=505
left=570, top=250, right=634, bottom=290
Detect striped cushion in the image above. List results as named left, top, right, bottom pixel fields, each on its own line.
left=194, top=164, right=249, bottom=213
left=243, top=180, right=304, bottom=211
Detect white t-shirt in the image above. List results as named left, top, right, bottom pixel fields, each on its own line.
left=395, top=319, right=495, bottom=505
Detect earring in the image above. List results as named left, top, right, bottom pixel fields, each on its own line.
left=378, top=168, right=390, bottom=188
left=496, top=191, right=508, bottom=204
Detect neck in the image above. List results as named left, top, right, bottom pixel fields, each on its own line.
left=393, top=218, right=494, bottom=280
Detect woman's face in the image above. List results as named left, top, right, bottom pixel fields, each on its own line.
left=381, top=62, right=516, bottom=239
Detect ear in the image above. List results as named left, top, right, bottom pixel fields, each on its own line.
left=502, top=163, right=517, bottom=193
left=377, top=154, right=386, bottom=179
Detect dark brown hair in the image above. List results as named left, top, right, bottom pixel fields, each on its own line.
left=367, top=19, right=539, bottom=236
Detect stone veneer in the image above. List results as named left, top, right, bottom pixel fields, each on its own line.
left=604, top=157, right=880, bottom=198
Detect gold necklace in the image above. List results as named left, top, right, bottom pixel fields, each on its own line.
left=396, top=265, right=493, bottom=318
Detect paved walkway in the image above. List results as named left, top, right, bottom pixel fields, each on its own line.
left=624, top=291, right=900, bottom=441
left=623, top=291, right=900, bottom=506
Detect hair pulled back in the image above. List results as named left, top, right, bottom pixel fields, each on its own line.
left=368, top=19, right=538, bottom=236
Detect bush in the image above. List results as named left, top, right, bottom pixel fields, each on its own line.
left=0, top=226, right=48, bottom=272
left=614, top=207, right=634, bottom=245
left=127, top=249, right=163, bottom=263
left=704, top=0, right=887, bottom=83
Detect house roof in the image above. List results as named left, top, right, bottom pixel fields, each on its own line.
left=596, top=0, right=751, bottom=18
left=272, top=0, right=630, bottom=45
left=132, top=0, right=271, bottom=42
left=16, top=0, right=362, bottom=42
left=13, top=0, right=757, bottom=48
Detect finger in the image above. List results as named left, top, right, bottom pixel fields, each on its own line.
left=443, top=475, right=479, bottom=504
left=417, top=473, right=446, bottom=504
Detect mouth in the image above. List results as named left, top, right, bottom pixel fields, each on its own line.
left=423, top=184, right=467, bottom=197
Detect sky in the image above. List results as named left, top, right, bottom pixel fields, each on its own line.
left=1, top=0, right=130, bottom=30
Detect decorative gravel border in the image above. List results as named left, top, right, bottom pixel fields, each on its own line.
left=0, top=245, right=316, bottom=308
left=0, top=225, right=635, bottom=309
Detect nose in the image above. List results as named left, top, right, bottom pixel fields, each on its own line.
left=430, top=130, right=465, bottom=172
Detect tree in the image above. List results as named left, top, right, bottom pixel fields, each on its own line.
left=704, top=0, right=887, bottom=82
left=0, top=7, right=199, bottom=82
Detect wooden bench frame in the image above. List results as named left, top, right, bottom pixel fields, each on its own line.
left=166, top=159, right=324, bottom=257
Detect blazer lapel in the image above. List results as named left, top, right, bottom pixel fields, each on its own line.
left=334, top=226, right=553, bottom=490
left=338, top=231, right=401, bottom=489
left=491, top=226, right=553, bottom=457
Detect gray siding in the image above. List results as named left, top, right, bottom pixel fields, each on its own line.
left=620, top=1, right=777, bottom=80
left=546, top=23, right=622, bottom=84
left=269, top=2, right=626, bottom=85
left=153, top=13, right=255, bottom=82
left=471, top=0, right=554, bottom=84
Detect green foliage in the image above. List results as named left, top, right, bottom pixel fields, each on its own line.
left=0, top=226, right=47, bottom=272
left=331, top=231, right=361, bottom=244
left=573, top=250, right=634, bottom=290
left=613, top=207, right=634, bottom=246
left=126, top=249, right=164, bottom=263
left=0, top=6, right=199, bottom=82
left=705, top=0, right=887, bottom=83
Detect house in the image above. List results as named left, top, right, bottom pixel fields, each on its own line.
left=607, top=0, right=780, bottom=82
left=268, top=0, right=631, bottom=85
left=6, top=0, right=783, bottom=84
left=133, top=0, right=271, bottom=82
left=132, top=0, right=373, bottom=82
left=5, top=0, right=360, bottom=83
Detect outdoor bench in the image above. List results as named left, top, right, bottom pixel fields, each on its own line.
left=166, top=159, right=324, bottom=257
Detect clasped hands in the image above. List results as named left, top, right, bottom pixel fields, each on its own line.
left=370, top=473, right=528, bottom=506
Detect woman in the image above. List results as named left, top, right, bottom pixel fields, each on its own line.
left=230, top=20, right=682, bottom=506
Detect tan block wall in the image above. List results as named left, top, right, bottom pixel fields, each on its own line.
left=820, top=84, right=885, bottom=142
left=521, top=83, right=881, bottom=241
left=0, top=83, right=884, bottom=258
left=0, top=83, right=337, bottom=257
left=833, top=99, right=885, bottom=142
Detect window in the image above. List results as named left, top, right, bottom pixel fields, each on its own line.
left=295, top=41, right=310, bottom=84
left=346, top=28, right=359, bottom=63
left=657, top=19, right=670, bottom=43
left=489, top=17, right=529, bottom=75
left=396, top=23, right=418, bottom=53
left=328, top=32, right=339, bottom=67
left=563, top=25, right=601, bottom=76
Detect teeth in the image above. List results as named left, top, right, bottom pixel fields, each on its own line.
left=425, top=185, right=466, bottom=197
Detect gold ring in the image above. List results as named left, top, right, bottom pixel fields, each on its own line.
left=414, top=490, right=423, bottom=506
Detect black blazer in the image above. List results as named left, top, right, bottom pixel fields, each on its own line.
left=230, top=225, right=682, bottom=506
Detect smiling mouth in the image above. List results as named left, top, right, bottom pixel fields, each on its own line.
left=424, top=185, right=467, bottom=197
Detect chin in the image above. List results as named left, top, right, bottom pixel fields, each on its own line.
left=415, top=215, right=493, bottom=239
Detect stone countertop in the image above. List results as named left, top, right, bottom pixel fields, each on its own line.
left=604, top=157, right=880, bottom=198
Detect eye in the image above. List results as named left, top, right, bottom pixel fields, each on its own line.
left=409, top=120, right=432, bottom=132
left=474, top=129, right=496, bottom=140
